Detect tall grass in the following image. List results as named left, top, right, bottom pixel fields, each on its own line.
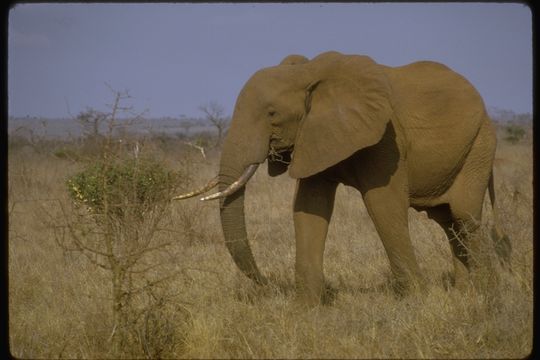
left=8, top=134, right=532, bottom=358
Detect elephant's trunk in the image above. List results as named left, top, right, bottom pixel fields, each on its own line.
left=174, top=161, right=267, bottom=284
left=216, top=113, right=270, bottom=285
left=218, top=175, right=267, bottom=285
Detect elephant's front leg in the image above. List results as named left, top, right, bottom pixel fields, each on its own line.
left=361, top=179, right=423, bottom=295
left=293, top=176, right=338, bottom=305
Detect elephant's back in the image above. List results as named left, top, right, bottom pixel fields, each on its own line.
left=385, top=61, right=487, bottom=132
left=384, top=61, right=490, bottom=200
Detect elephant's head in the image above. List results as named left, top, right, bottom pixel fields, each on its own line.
left=176, top=51, right=393, bottom=284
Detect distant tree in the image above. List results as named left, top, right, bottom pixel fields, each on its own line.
left=513, top=113, right=532, bottom=126
left=179, top=118, right=196, bottom=137
left=199, top=101, right=230, bottom=147
left=76, top=108, right=108, bottom=141
left=489, top=107, right=532, bottom=126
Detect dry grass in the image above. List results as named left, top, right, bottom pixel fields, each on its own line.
left=8, top=135, right=532, bottom=358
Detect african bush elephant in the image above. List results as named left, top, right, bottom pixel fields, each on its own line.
left=176, top=51, right=510, bottom=305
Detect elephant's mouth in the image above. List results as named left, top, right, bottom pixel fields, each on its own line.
left=268, top=146, right=292, bottom=165
left=268, top=145, right=292, bottom=177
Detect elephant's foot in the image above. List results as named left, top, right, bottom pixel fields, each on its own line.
left=391, top=274, right=426, bottom=298
left=388, top=264, right=426, bottom=297
left=294, top=291, right=322, bottom=308
left=294, top=291, right=336, bottom=307
left=452, top=259, right=473, bottom=292
left=454, top=275, right=473, bottom=292
left=295, top=277, right=337, bottom=307
left=295, top=282, right=323, bottom=307
left=322, top=283, right=338, bottom=305
left=490, top=228, right=512, bottom=269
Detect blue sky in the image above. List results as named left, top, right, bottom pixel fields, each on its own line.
left=8, top=3, right=532, bottom=118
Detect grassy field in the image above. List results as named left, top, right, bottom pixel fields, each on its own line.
left=8, top=130, right=532, bottom=358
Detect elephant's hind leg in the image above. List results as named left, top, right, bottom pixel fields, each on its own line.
left=425, top=204, right=473, bottom=290
left=430, top=118, right=496, bottom=289
left=446, top=199, right=486, bottom=291
left=443, top=182, right=491, bottom=290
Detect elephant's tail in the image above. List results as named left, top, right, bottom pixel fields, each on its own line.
left=488, top=171, right=512, bottom=266
left=488, top=171, right=498, bottom=214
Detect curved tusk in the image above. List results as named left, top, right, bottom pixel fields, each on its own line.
left=172, top=176, right=219, bottom=200
left=200, top=164, right=259, bottom=201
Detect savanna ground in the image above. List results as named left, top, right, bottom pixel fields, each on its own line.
left=8, top=121, right=533, bottom=359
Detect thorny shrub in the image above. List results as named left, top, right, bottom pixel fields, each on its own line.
left=67, top=158, right=180, bottom=220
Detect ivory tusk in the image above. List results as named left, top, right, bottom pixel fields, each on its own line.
left=200, top=164, right=259, bottom=201
left=172, top=176, right=219, bottom=200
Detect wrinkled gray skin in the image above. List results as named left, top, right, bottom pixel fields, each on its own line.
left=201, top=51, right=510, bottom=305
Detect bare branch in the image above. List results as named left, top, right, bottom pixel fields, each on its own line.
left=126, top=241, right=173, bottom=262
left=126, top=270, right=183, bottom=296
left=181, top=140, right=206, bottom=159
left=199, top=101, right=230, bottom=147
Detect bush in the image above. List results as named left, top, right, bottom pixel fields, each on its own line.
left=64, top=157, right=183, bottom=355
left=67, top=158, right=180, bottom=220
left=504, top=125, right=526, bottom=144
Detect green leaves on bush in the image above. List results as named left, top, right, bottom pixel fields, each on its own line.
left=67, top=159, right=180, bottom=219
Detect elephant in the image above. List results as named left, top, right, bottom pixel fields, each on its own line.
left=175, top=51, right=511, bottom=305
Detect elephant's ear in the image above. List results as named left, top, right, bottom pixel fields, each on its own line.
left=289, top=55, right=393, bottom=179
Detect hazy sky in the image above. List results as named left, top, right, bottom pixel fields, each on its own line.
left=8, top=3, right=532, bottom=118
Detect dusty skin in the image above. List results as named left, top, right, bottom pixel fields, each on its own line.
left=179, top=51, right=511, bottom=305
